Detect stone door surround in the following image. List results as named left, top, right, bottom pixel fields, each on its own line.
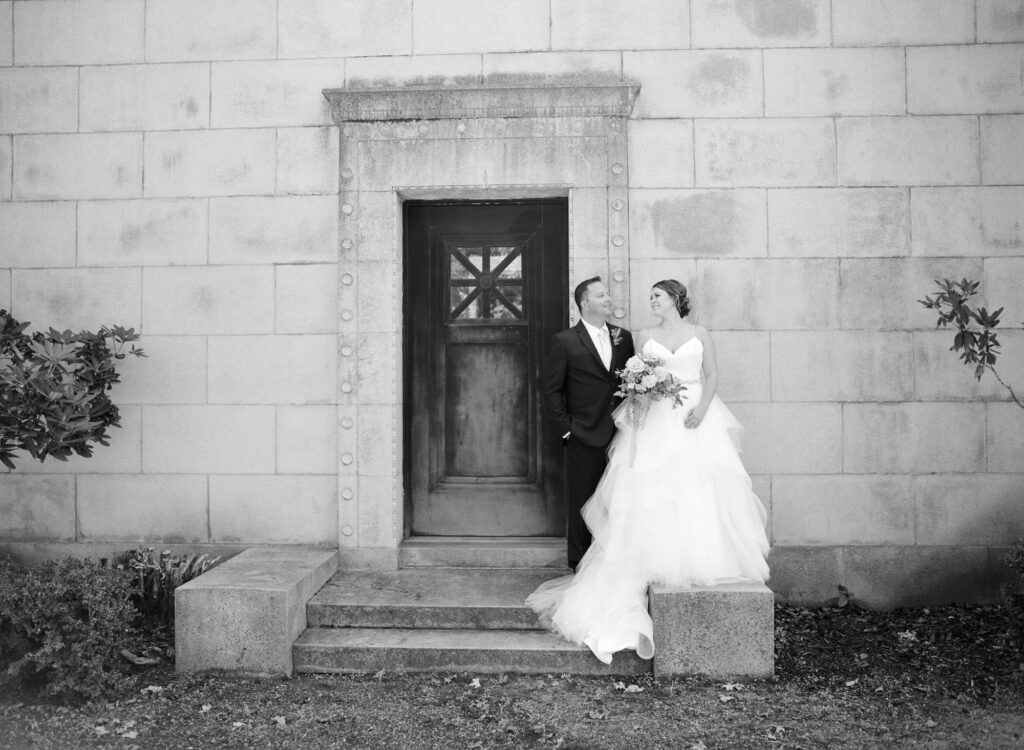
left=323, top=81, right=639, bottom=569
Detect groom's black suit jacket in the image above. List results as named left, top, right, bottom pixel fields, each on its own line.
left=544, top=321, right=635, bottom=448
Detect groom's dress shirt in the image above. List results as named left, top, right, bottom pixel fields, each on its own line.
left=582, top=319, right=612, bottom=370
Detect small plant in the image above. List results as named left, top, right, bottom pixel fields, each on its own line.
left=0, top=310, right=146, bottom=470
left=115, top=547, right=221, bottom=627
left=919, top=278, right=1022, bottom=408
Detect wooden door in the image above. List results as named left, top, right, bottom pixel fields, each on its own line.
left=404, top=201, right=568, bottom=536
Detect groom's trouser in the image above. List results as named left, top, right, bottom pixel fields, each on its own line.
left=565, top=437, right=609, bottom=571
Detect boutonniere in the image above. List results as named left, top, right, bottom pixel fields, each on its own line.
left=609, top=326, right=624, bottom=347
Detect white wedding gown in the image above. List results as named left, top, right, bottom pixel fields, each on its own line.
left=526, top=337, right=770, bottom=664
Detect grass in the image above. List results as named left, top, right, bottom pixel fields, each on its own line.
left=1, top=603, right=1021, bottom=749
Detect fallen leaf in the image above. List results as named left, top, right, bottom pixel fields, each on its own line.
left=925, top=719, right=937, bottom=728
left=273, top=716, right=286, bottom=726
left=470, top=677, right=481, bottom=688
left=623, top=684, right=643, bottom=693
left=718, top=694, right=735, bottom=703
left=845, top=678, right=859, bottom=687
left=141, top=685, right=164, bottom=695
left=613, top=681, right=626, bottom=691
left=201, top=704, right=212, bottom=713
left=374, top=668, right=385, bottom=679
left=120, top=730, right=139, bottom=739
left=690, top=742, right=708, bottom=750
left=94, top=727, right=109, bottom=736
left=587, top=710, right=607, bottom=720
left=721, top=682, right=744, bottom=691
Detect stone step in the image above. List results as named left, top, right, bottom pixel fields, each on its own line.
left=307, top=567, right=568, bottom=630
left=399, top=536, right=567, bottom=569
left=293, top=627, right=651, bottom=675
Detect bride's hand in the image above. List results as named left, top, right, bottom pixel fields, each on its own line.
left=685, top=407, right=706, bottom=429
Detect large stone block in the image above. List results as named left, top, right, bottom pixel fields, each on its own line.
left=79, top=63, right=209, bottom=132
left=691, top=0, right=829, bottom=47
left=837, top=117, right=979, bottom=186
left=78, top=475, right=208, bottom=543
left=211, top=60, right=345, bottom=129
left=628, top=120, right=695, bottom=189
left=916, top=475, right=1024, bottom=545
left=764, top=48, right=905, bottom=117
left=14, top=133, right=142, bottom=200
left=552, top=0, right=690, bottom=50
left=0, top=2, right=10, bottom=66
left=356, top=262, right=397, bottom=334
left=143, top=266, right=275, bottom=334
left=843, top=546, right=996, bottom=609
left=350, top=54, right=483, bottom=88
left=729, top=403, right=842, bottom=474
left=713, top=331, right=771, bottom=402
left=210, top=476, right=338, bottom=545
left=913, top=329, right=1024, bottom=402
left=144, top=129, right=276, bottom=198
left=143, top=405, right=276, bottom=474
left=698, top=259, right=838, bottom=329
left=832, top=0, right=974, bottom=46
left=982, top=115, right=1024, bottom=185
left=15, top=406, right=141, bottom=475
left=624, top=50, right=763, bottom=119
left=979, top=0, right=1024, bottom=42
left=0, top=475, right=74, bottom=541
left=277, top=405, right=337, bottom=474
left=412, top=0, right=548, bottom=54
left=176, top=547, right=339, bottom=675
left=210, top=196, right=337, bottom=265
left=771, top=331, right=914, bottom=401
left=0, top=68, right=77, bottom=133
left=627, top=259, right=699, bottom=326
left=987, top=403, right=1024, bottom=474
left=772, top=475, right=914, bottom=546
left=767, top=546, right=843, bottom=605
left=279, top=0, right=411, bottom=58
left=482, top=52, right=621, bottom=85
left=844, top=402, right=986, bottom=474
left=277, top=127, right=339, bottom=196
left=146, top=0, right=276, bottom=62
left=649, top=583, right=774, bottom=678
left=912, top=186, right=1024, bottom=257
left=0, top=202, right=76, bottom=268
left=630, top=189, right=767, bottom=259
left=14, top=0, right=143, bottom=65
left=983, top=257, right=1024, bottom=332
left=768, top=188, right=909, bottom=258
left=12, top=268, right=141, bottom=330
left=696, top=118, right=835, bottom=187
left=839, top=257, right=983, bottom=330
left=909, top=44, right=1024, bottom=115
left=276, top=264, right=337, bottom=334
left=78, top=199, right=208, bottom=266
left=208, top=334, right=336, bottom=405
left=112, top=335, right=207, bottom=405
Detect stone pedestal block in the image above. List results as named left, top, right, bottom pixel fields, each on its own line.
left=175, top=546, right=338, bottom=676
left=649, top=582, right=774, bottom=679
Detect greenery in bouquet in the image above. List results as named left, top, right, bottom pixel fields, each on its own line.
left=614, top=354, right=687, bottom=429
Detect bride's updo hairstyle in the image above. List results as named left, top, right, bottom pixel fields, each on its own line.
left=653, top=279, right=691, bottom=317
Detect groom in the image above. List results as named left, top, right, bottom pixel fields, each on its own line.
left=544, top=277, right=634, bottom=571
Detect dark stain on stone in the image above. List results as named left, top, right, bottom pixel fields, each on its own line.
left=824, top=71, right=849, bottom=100
left=737, top=0, right=818, bottom=38
left=183, top=97, right=200, bottom=117
left=687, top=55, right=750, bottom=106
left=650, top=193, right=740, bottom=256
left=162, top=149, right=183, bottom=170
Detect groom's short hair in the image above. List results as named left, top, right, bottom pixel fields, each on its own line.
left=574, top=276, right=602, bottom=312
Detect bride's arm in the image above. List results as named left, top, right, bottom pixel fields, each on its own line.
left=685, top=326, right=718, bottom=428
left=635, top=328, right=651, bottom=352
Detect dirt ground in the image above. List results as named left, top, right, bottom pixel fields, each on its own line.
left=1, top=604, right=1022, bottom=749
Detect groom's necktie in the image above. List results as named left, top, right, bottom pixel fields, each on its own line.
left=598, top=328, right=612, bottom=370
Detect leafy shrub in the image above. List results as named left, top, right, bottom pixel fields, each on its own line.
left=115, top=547, right=221, bottom=627
left=0, top=310, right=145, bottom=470
left=0, top=555, right=139, bottom=702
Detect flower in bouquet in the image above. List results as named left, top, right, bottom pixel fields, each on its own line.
left=614, top=354, right=688, bottom=429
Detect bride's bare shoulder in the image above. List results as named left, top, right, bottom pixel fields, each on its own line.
left=635, top=328, right=654, bottom=348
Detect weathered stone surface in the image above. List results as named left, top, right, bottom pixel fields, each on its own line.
left=80, top=63, right=209, bottom=132
left=768, top=188, right=909, bottom=258
left=277, top=127, right=339, bottom=195
left=626, top=258, right=698, bottom=326
left=78, top=199, right=207, bottom=266
left=983, top=257, right=1024, bottom=334
left=146, top=0, right=276, bottom=62
left=14, top=407, right=141, bottom=475
left=767, top=546, right=843, bottom=605
left=176, top=547, right=339, bottom=675
left=356, top=475, right=402, bottom=548
left=14, top=133, right=142, bottom=200
left=356, top=333, right=400, bottom=405
left=210, top=196, right=337, bottom=264
left=912, top=186, right=1024, bottom=257
left=837, top=117, right=979, bottom=186
left=276, top=264, right=337, bottom=334
left=0, top=67, right=77, bottom=133
left=696, top=118, right=835, bottom=187
left=211, top=60, right=344, bottom=129
left=355, top=262, right=397, bottom=333
left=909, top=44, right=1024, bottom=115
left=0, top=135, right=10, bottom=199
left=553, top=0, right=690, bottom=50
left=0, top=202, right=76, bottom=268
left=987, top=403, right=1024, bottom=474
left=630, top=189, right=766, bottom=258
left=691, top=0, right=829, bottom=47
left=14, top=0, right=143, bottom=65
left=0, top=2, right=11, bottom=66
left=0, top=476, right=74, bottom=541
left=482, top=52, right=621, bottom=84
left=771, top=331, right=913, bottom=401
left=208, top=335, right=336, bottom=404
left=913, top=329, right=1024, bottom=402
left=772, top=475, right=914, bottom=546
left=916, top=475, right=1024, bottom=545
left=112, top=335, right=207, bottom=405
left=12, top=268, right=141, bottom=330
left=143, top=266, right=274, bottom=334
left=399, top=537, right=567, bottom=568
left=979, top=0, right=1024, bottom=42
left=712, top=332, right=771, bottom=402
left=982, top=115, right=1024, bottom=185
left=279, top=0, right=411, bottom=58
left=764, top=47, right=905, bottom=117
left=143, top=405, right=275, bottom=474
left=629, top=120, right=695, bottom=189
left=349, top=54, right=482, bottom=88
left=144, top=129, right=276, bottom=198
left=78, top=475, right=208, bottom=543
left=277, top=405, right=337, bottom=474
left=0, top=271, right=10, bottom=309
left=412, top=0, right=548, bottom=55
left=357, top=404, right=396, bottom=476
left=210, top=476, right=338, bottom=545
left=832, top=0, right=974, bottom=46
left=650, top=583, right=774, bottom=678
left=625, top=50, right=763, bottom=118
left=729, top=403, right=842, bottom=474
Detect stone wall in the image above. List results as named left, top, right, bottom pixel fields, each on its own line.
left=1, top=0, right=1022, bottom=607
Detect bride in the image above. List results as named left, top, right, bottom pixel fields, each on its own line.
left=527, top=279, right=770, bottom=664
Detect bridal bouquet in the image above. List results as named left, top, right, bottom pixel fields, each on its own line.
left=614, top=354, right=688, bottom=429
